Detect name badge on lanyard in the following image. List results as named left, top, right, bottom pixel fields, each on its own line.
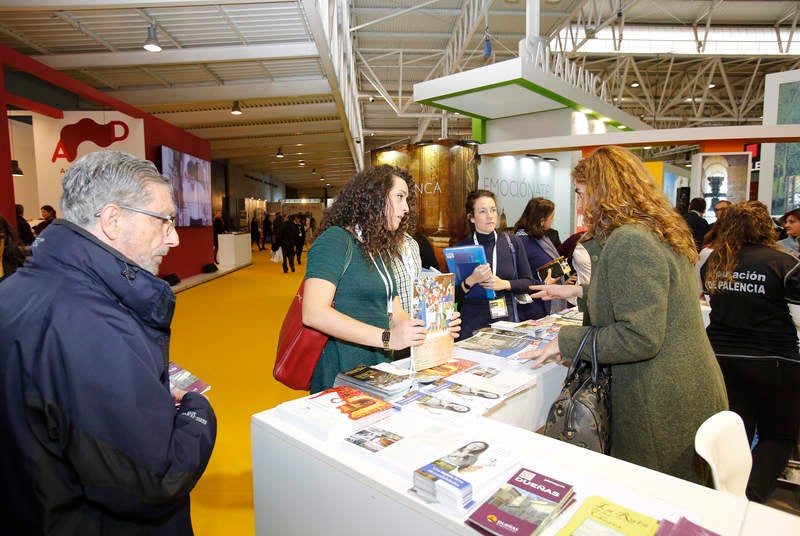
left=488, top=297, right=508, bottom=319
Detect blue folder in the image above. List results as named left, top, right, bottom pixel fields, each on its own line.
left=443, top=245, right=496, bottom=300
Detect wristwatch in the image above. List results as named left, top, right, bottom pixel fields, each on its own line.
left=463, top=279, right=473, bottom=290
left=381, top=329, right=391, bottom=351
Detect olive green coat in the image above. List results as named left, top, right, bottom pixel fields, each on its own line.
left=558, top=224, right=728, bottom=484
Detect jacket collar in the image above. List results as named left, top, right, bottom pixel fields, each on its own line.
left=30, top=220, right=175, bottom=329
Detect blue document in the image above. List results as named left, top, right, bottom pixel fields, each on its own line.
left=443, top=245, right=496, bottom=300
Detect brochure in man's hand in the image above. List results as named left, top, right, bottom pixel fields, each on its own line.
left=443, top=245, right=496, bottom=299
left=168, top=361, right=210, bottom=395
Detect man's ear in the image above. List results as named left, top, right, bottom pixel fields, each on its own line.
left=96, top=204, right=123, bottom=242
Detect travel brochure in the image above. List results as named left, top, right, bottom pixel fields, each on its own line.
left=411, top=271, right=457, bottom=371
left=467, top=467, right=575, bottom=536
left=168, top=361, right=210, bottom=395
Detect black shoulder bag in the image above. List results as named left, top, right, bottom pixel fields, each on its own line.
left=544, top=327, right=612, bottom=454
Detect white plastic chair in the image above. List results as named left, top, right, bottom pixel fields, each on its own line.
left=694, top=410, right=752, bottom=496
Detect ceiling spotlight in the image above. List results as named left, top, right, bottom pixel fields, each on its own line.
left=708, top=83, right=716, bottom=88
left=543, top=157, right=559, bottom=162
left=11, top=159, right=23, bottom=176
left=299, top=160, right=305, bottom=167
left=230, top=100, right=242, bottom=115
left=525, top=153, right=541, bottom=159
left=630, top=82, right=640, bottom=88
left=312, top=168, right=316, bottom=174
left=143, top=25, right=162, bottom=53
left=276, top=147, right=284, bottom=159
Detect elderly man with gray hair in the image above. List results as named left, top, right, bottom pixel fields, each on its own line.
left=0, top=150, right=216, bottom=534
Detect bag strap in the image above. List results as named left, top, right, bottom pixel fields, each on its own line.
left=566, top=327, right=596, bottom=379
left=503, top=233, right=520, bottom=322
left=341, top=233, right=353, bottom=279
left=589, top=326, right=600, bottom=383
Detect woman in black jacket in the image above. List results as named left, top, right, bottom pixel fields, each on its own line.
left=702, top=200, right=800, bottom=503
left=454, top=189, right=533, bottom=340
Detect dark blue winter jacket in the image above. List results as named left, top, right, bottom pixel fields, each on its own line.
left=0, top=220, right=216, bottom=535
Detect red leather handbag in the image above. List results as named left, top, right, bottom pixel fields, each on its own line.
left=273, top=233, right=353, bottom=390
left=273, top=280, right=328, bottom=390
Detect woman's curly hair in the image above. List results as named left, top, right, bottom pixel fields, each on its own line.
left=320, top=165, right=417, bottom=258
left=704, top=200, right=780, bottom=292
left=512, top=197, right=554, bottom=239
left=572, top=145, right=698, bottom=263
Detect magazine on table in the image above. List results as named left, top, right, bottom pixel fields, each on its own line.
left=443, top=245, right=496, bottom=300
left=491, top=319, right=562, bottom=341
left=342, top=412, right=471, bottom=478
left=394, top=389, right=486, bottom=425
left=454, top=328, right=544, bottom=365
left=410, top=271, right=456, bottom=371
left=467, top=467, right=576, bottom=536
left=410, top=357, right=480, bottom=383
left=447, top=365, right=538, bottom=398
left=275, top=386, right=397, bottom=441
left=555, top=495, right=661, bottom=536
left=419, top=377, right=505, bottom=413
left=411, top=438, right=519, bottom=514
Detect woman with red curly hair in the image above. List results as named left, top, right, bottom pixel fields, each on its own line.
left=302, top=165, right=460, bottom=393
left=524, top=146, right=727, bottom=484
left=702, top=200, right=800, bottom=502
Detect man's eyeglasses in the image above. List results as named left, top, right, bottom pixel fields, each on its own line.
left=95, top=204, right=176, bottom=235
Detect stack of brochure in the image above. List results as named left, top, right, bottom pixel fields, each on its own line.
left=334, top=364, right=413, bottom=401
left=467, top=467, right=576, bottom=536
left=411, top=439, right=518, bottom=513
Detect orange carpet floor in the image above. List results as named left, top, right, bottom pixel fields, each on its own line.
left=170, top=247, right=306, bottom=535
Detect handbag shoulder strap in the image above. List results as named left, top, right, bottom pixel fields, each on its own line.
left=502, top=233, right=520, bottom=322
left=566, top=327, right=596, bottom=378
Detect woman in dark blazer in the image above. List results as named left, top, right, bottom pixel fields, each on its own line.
left=455, top=189, right=533, bottom=340
left=512, top=197, right=572, bottom=319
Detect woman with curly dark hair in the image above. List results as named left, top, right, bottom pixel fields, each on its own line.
left=302, top=165, right=460, bottom=392
left=701, top=200, right=800, bottom=502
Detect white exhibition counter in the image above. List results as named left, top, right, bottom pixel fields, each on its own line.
left=251, top=316, right=800, bottom=535
left=250, top=409, right=796, bottom=536
left=217, top=232, right=251, bottom=269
